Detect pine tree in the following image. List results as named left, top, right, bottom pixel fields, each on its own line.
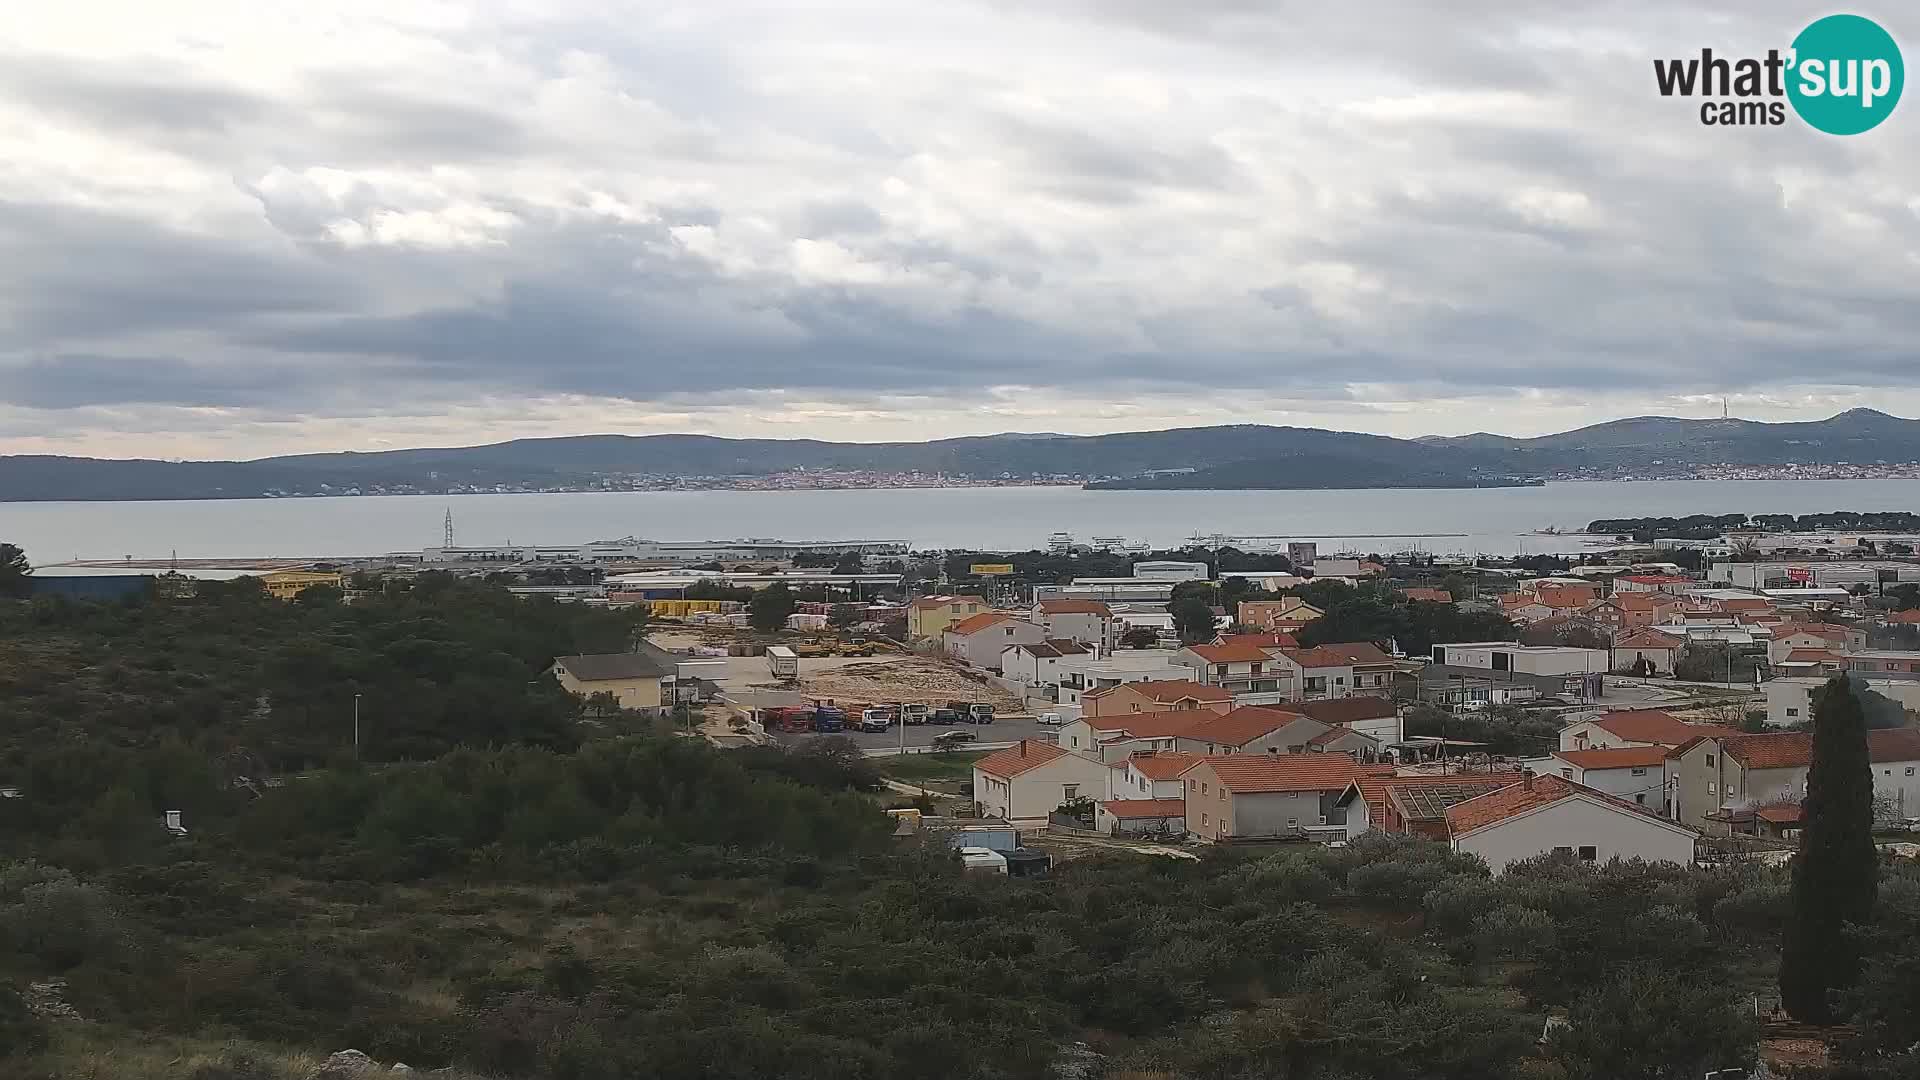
left=1779, top=674, right=1879, bottom=1023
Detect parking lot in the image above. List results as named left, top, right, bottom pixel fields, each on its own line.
left=771, top=713, right=1063, bottom=752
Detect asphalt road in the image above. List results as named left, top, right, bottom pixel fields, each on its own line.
left=772, top=714, right=1062, bottom=751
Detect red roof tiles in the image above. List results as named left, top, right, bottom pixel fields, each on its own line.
left=1191, top=754, right=1377, bottom=794
left=1182, top=706, right=1310, bottom=748
left=1037, top=599, right=1113, bottom=616
left=1552, top=746, right=1670, bottom=770
left=1402, top=588, right=1453, bottom=603
left=1717, top=728, right=1920, bottom=770
left=1185, top=643, right=1275, bottom=664
left=1587, top=710, right=1738, bottom=747
left=946, top=612, right=1013, bottom=635
left=974, top=740, right=1071, bottom=778
left=1444, top=773, right=1684, bottom=836
left=1087, top=679, right=1232, bottom=704
left=1123, top=751, right=1207, bottom=780
left=1281, top=642, right=1395, bottom=668
left=1100, top=797, right=1188, bottom=819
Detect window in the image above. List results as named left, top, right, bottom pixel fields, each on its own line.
left=1335, top=676, right=1346, bottom=685
left=1707, top=782, right=1717, bottom=795
left=1578, top=846, right=1598, bottom=862
left=1268, top=746, right=1279, bottom=754
left=1189, top=779, right=1196, bottom=792
left=1219, top=788, right=1225, bottom=801
left=1552, top=846, right=1573, bottom=856
left=1705, top=754, right=1715, bottom=767
left=1201, top=782, right=1209, bottom=794
left=1064, top=785, right=1078, bottom=800
left=1908, top=767, right=1916, bottom=776
left=1560, top=768, right=1573, bottom=779
left=1287, top=818, right=1298, bottom=828
left=1786, top=707, right=1799, bottom=717
left=1631, top=767, right=1647, bottom=776
left=1635, top=793, right=1646, bottom=805
left=1201, top=813, right=1209, bottom=826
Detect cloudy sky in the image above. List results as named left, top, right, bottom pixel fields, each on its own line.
left=2, top=1, right=1918, bottom=459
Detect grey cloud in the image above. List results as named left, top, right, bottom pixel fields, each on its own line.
left=0, top=52, right=271, bottom=139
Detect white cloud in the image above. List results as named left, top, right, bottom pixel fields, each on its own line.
left=0, top=0, right=1917, bottom=456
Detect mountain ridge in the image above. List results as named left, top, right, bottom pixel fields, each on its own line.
left=3, top=410, right=1917, bottom=501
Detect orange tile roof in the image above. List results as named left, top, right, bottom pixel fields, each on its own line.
left=1182, top=706, right=1311, bottom=748
left=1718, top=728, right=1920, bottom=770
left=1444, top=773, right=1685, bottom=836
left=1090, top=679, right=1232, bottom=704
left=1588, top=710, right=1738, bottom=746
left=974, top=740, right=1071, bottom=778
left=1714, top=597, right=1775, bottom=612
left=1192, top=754, right=1375, bottom=794
left=1619, top=574, right=1692, bottom=585
left=1402, top=588, right=1453, bottom=603
left=1100, top=798, right=1188, bottom=819
left=1782, top=649, right=1845, bottom=664
left=1613, top=627, right=1685, bottom=649
left=1755, top=804, right=1804, bottom=824
left=1037, top=599, right=1113, bottom=616
left=1552, top=746, right=1670, bottom=770
left=1186, top=643, right=1274, bottom=663
left=1216, top=632, right=1300, bottom=649
left=1278, top=696, right=1398, bottom=726
left=1886, top=610, right=1920, bottom=624
left=1085, top=708, right=1219, bottom=738
left=1281, top=642, right=1395, bottom=668
left=946, top=612, right=1012, bottom=636
left=1123, top=751, right=1207, bottom=780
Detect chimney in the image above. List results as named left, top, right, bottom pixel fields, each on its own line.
left=1019, top=742, right=1027, bottom=758
left=1520, top=769, right=1534, bottom=791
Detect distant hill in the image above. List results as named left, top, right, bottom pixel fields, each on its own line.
left=3, top=409, right=1916, bottom=501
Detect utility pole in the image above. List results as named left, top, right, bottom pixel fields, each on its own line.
left=352, top=693, right=363, bottom=756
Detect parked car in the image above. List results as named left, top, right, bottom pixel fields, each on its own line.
left=859, top=708, right=893, bottom=733
left=1035, top=712, right=1062, bottom=726
left=929, top=708, right=963, bottom=725
left=932, top=730, right=977, bottom=749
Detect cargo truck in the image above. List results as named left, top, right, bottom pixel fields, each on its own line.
left=766, top=645, right=799, bottom=680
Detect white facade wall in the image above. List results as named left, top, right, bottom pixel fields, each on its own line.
left=1111, top=761, right=1186, bottom=800
left=999, top=645, right=1091, bottom=688
left=971, top=753, right=1112, bottom=822
left=1551, top=763, right=1666, bottom=809
left=1038, top=610, right=1114, bottom=649
left=945, top=619, right=1047, bottom=670
left=1453, top=796, right=1696, bottom=874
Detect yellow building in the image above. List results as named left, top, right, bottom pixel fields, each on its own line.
left=259, top=570, right=344, bottom=601
left=549, top=646, right=677, bottom=715
left=907, top=594, right=989, bottom=640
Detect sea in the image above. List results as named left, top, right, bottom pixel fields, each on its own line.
left=7, top=478, right=1920, bottom=564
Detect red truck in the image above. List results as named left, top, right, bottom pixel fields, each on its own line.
left=767, top=706, right=814, bottom=733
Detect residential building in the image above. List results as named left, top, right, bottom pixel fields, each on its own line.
left=1431, top=642, right=1610, bottom=677
left=1313, top=558, right=1365, bottom=578
left=1612, top=592, right=1682, bottom=628
left=1107, top=751, right=1207, bottom=801
left=1613, top=574, right=1696, bottom=595
left=1336, top=772, right=1524, bottom=840
left=260, top=569, right=344, bottom=600
left=971, top=740, right=1112, bottom=822
left=1032, top=599, right=1117, bottom=650
left=1059, top=709, right=1223, bottom=762
left=1284, top=696, right=1405, bottom=744
left=1444, top=774, right=1699, bottom=874
left=1174, top=642, right=1291, bottom=697
left=999, top=639, right=1091, bottom=688
left=1841, top=650, right=1920, bottom=679
left=1611, top=628, right=1686, bottom=675
left=1530, top=747, right=1669, bottom=810
left=943, top=613, right=1046, bottom=670
left=1237, top=598, right=1324, bottom=630
left=1765, top=675, right=1920, bottom=727
left=1057, top=652, right=1192, bottom=707
left=1580, top=600, right=1629, bottom=636
left=1095, top=798, right=1188, bottom=837
left=1416, top=666, right=1550, bottom=709
left=1080, top=679, right=1233, bottom=719
left=550, top=648, right=676, bottom=714
left=1181, top=755, right=1380, bottom=842
left=1270, top=642, right=1398, bottom=700
left=1667, top=728, right=1920, bottom=829
left=1212, top=630, right=1300, bottom=650
left=1558, top=709, right=1738, bottom=752
left=1174, top=706, right=1331, bottom=756
left=1767, top=622, right=1868, bottom=663
left=907, top=594, right=988, bottom=640
left=1401, top=588, right=1453, bottom=603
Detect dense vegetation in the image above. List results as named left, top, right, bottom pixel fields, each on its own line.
left=1587, top=511, right=1920, bottom=538
left=1285, top=580, right=1517, bottom=656
left=4, top=559, right=1920, bottom=1079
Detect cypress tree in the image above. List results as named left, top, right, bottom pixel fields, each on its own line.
left=1778, top=674, right=1879, bottom=1023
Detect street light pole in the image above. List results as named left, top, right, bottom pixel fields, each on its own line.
left=353, top=693, right=362, bottom=756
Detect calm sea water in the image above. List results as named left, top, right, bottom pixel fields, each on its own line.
left=8, top=479, right=1920, bottom=563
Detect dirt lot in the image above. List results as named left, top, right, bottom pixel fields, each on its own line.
left=798, top=656, right=1021, bottom=712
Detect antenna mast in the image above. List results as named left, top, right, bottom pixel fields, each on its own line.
left=443, top=507, right=455, bottom=548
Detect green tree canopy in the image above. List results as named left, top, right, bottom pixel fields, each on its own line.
left=749, top=582, right=797, bottom=632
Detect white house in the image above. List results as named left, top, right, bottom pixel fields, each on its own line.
left=1610, top=628, right=1685, bottom=675
left=999, top=639, right=1091, bottom=688
left=944, top=613, right=1046, bottom=671
left=1174, top=642, right=1291, bottom=698
left=1667, top=728, right=1920, bottom=828
left=1268, top=643, right=1398, bottom=700
left=971, top=740, right=1112, bottom=822
left=1558, top=709, right=1737, bottom=752
left=1107, top=750, right=1206, bottom=801
left=1032, top=599, right=1117, bottom=650
left=1058, top=709, right=1218, bottom=763
left=1174, top=707, right=1330, bottom=756
left=1524, top=747, right=1669, bottom=811
left=1444, top=774, right=1698, bottom=874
